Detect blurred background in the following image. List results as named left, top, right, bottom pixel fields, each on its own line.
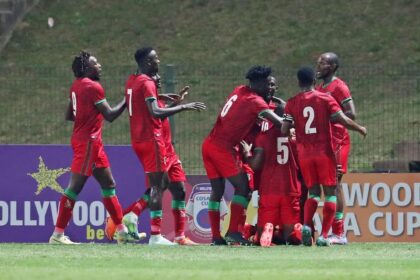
left=0, top=0, right=419, bottom=174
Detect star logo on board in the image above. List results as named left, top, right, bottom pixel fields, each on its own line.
left=27, top=156, right=70, bottom=195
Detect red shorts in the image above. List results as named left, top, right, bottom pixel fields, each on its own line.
left=71, top=138, right=110, bottom=176
left=202, top=138, right=242, bottom=179
left=166, top=153, right=186, bottom=183
left=334, top=142, right=351, bottom=173
left=298, top=151, right=337, bottom=187
left=257, top=195, right=300, bottom=227
left=132, top=140, right=166, bottom=173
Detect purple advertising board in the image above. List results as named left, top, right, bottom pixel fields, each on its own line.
left=0, top=145, right=233, bottom=244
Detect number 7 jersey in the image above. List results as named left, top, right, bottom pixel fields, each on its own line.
left=207, top=85, right=270, bottom=149
left=284, top=90, right=341, bottom=152
left=125, top=74, right=162, bottom=143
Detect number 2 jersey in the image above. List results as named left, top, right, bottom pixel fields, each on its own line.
left=69, top=77, right=105, bottom=141
left=207, top=85, right=270, bottom=149
left=284, top=90, right=342, bottom=153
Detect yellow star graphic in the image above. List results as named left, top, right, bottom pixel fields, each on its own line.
left=27, top=156, right=70, bottom=195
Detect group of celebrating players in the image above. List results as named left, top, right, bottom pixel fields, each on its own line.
left=48, top=47, right=366, bottom=247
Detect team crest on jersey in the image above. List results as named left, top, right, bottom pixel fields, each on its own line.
left=185, top=183, right=228, bottom=239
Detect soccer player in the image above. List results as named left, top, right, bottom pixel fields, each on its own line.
left=282, top=67, right=367, bottom=246
left=124, top=47, right=205, bottom=245
left=242, top=103, right=302, bottom=247
left=49, top=51, right=132, bottom=245
left=113, top=73, right=199, bottom=245
left=316, top=52, right=356, bottom=245
left=202, top=66, right=284, bottom=245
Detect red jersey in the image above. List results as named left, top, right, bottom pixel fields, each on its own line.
left=69, top=77, right=105, bottom=141
left=254, top=125, right=301, bottom=197
left=159, top=99, right=176, bottom=156
left=126, top=74, right=162, bottom=143
left=316, top=77, right=352, bottom=145
left=284, top=90, right=341, bottom=153
left=208, top=85, right=270, bottom=149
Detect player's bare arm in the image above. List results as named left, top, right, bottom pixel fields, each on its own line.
left=333, top=111, right=367, bottom=137
left=96, top=98, right=126, bottom=122
left=146, top=98, right=206, bottom=119
left=260, top=109, right=284, bottom=128
left=271, top=96, right=286, bottom=106
left=65, top=101, right=75, bottom=121
left=281, top=120, right=294, bottom=137
left=161, top=86, right=190, bottom=108
left=342, top=99, right=356, bottom=120
left=240, top=140, right=264, bottom=171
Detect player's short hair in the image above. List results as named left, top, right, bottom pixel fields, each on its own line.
left=297, top=67, right=315, bottom=86
left=245, top=65, right=272, bottom=82
left=72, top=51, right=91, bottom=78
left=135, top=47, right=154, bottom=66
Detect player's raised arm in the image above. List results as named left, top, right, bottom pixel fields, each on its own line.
left=96, top=98, right=126, bottom=123
left=241, top=140, right=264, bottom=171
left=332, top=111, right=367, bottom=137
left=146, top=98, right=206, bottom=119
left=162, top=86, right=191, bottom=108
left=259, top=109, right=284, bottom=128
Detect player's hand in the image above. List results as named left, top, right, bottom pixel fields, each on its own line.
left=360, top=126, right=367, bottom=138
left=240, top=140, right=253, bottom=156
left=177, top=86, right=190, bottom=101
left=337, top=164, right=344, bottom=177
left=182, top=102, right=206, bottom=111
left=289, top=128, right=296, bottom=141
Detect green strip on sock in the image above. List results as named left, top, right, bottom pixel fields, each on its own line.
left=150, top=210, right=162, bottom=218
left=142, top=194, right=150, bottom=202
left=325, top=195, right=337, bottom=203
left=309, top=195, right=321, bottom=201
left=335, top=211, right=344, bottom=219
left=208, top=201, right=220, bottom=211
left=64, top=188, right=78, bottom=201
left=232, top=195, right=249, bottom=208
left=101, top=188, right=116, bottom=198
left=171, top=200, right=185, bottom=210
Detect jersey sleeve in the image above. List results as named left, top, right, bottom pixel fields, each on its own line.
left=92, top=83, right=106, bottom=105
left=143, top=80, right=158, bottom=102
left=252, top=96, right=270, bottom=116
left=327, top=95, right=342, bottom=118
left=333, top=83, right=352, bottom=106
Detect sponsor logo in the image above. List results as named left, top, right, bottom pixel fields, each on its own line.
left=185, top=183, right=228, bottom=240
left=27, top=156, right=69, bottom=195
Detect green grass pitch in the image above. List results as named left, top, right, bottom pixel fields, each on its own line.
left=0, top=243, right=419, bottom=279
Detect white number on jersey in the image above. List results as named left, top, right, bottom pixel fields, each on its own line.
left=71, top=91, right=77, bottom=117
left=220, top=94, right=238, bottom=117
left=261, top=120, right=270, bottom=132
left=127, top=88, right=133, bottom=117
left=277, top=137, right=289, bottom=164
left=303, top=106, right=317, bottom=134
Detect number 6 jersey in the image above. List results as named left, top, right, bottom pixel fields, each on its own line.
left=207, top=85, right=270, bottom=149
